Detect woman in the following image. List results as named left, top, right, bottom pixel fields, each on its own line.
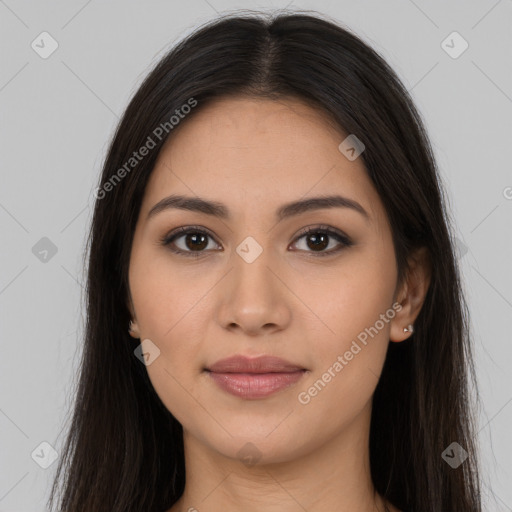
left=48, top=11, right=481, bottom=512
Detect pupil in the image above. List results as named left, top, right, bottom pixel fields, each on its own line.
left=307, top=233, right=328, bottom=251
left=186, top=233, right=208, bottom=251
left=183, top=232, right=330, bottom=252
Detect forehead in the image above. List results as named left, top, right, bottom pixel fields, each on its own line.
left=140, top=96, right=384, bottom=225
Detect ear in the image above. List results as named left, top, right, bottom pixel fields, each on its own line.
left=390, top=246, right=431, bottom=343
left=126, top=291, right=140, bottom=339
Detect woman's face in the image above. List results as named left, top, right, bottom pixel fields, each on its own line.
left=128, top=96, right=410, bottom=464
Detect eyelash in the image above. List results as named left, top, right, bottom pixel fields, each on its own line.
left=159, top=224, right=353, bottom=259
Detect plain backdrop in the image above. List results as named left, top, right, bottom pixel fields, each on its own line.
left=0, top=0, right=511, bottom=510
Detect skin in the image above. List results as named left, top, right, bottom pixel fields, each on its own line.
left=127, top=96, right=431, bottom=512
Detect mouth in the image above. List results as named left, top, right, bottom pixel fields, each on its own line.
left=204, top=369, right=307, bottom=399
left=205, top=354, right=306, bottom=374
left=204, top=354, right=308, bottom=399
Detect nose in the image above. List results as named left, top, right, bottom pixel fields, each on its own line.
left=215, top=251, right=292, bottom=336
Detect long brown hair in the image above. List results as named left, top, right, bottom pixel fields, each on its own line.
left=48, top=10, right=481, bottom=511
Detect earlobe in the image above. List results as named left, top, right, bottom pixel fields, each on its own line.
left=128, top=319, right=140, bottom=339
left=389, top=302, right=416, bottom=343
left=389, top=246, right=431, bottom=343
left=126, top=293, right=140, bottom=338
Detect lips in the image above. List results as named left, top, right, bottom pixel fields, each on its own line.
left=205, top=354, right=305, bottom=373
left=204, top=355, right=307, bottom=399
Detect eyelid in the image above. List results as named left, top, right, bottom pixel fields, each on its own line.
left=160, top=224, right=353, bottom=257
left=292, top=224, right=352, bottom=245
left=289, top=224, right=353, bottom=257
left=160, top=225, right=222, bottom=256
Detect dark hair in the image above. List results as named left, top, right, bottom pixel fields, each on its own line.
left=48, top=10, right=481, bottom=511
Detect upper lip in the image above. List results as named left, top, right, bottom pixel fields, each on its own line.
left=206, top=355, right=305, bottom=373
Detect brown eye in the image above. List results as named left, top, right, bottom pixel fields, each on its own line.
left=161, top=226, right=221, bottom=257
left=160, top=224, right=353, bottom=258
left=290, top=225, right=353, bottom=257
left=180, top=232, right=209, bottom=251
left=304, top=232, right=330, bottom=251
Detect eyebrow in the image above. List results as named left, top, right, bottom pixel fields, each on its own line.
left=147, top=194, right=370, bottom=223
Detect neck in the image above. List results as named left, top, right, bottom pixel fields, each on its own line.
left=168, top=400, right=397, bottom=512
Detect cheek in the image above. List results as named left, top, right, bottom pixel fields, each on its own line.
left=299, top=245, right=396, bottom=344
left=295, top=248, right=396, bottom=409
left=294, top=304, right=393, bottom=433
left=129, top=244, right=219, bottom=391
left=129, top=243, right=209, bottom=338
left=131, top=267, right=209, bottom=425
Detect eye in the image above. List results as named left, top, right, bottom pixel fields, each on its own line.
left=290, top=225, right=353, bottom=257
left=160, top=224, right=353, bottom=258
left=160, top=226, right=221, bottom=258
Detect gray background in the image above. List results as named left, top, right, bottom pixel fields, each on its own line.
left=0, top=0, right=511, bottom=510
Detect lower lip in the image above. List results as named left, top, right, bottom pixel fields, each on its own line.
left=206, top=370, right=306, bottom=399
